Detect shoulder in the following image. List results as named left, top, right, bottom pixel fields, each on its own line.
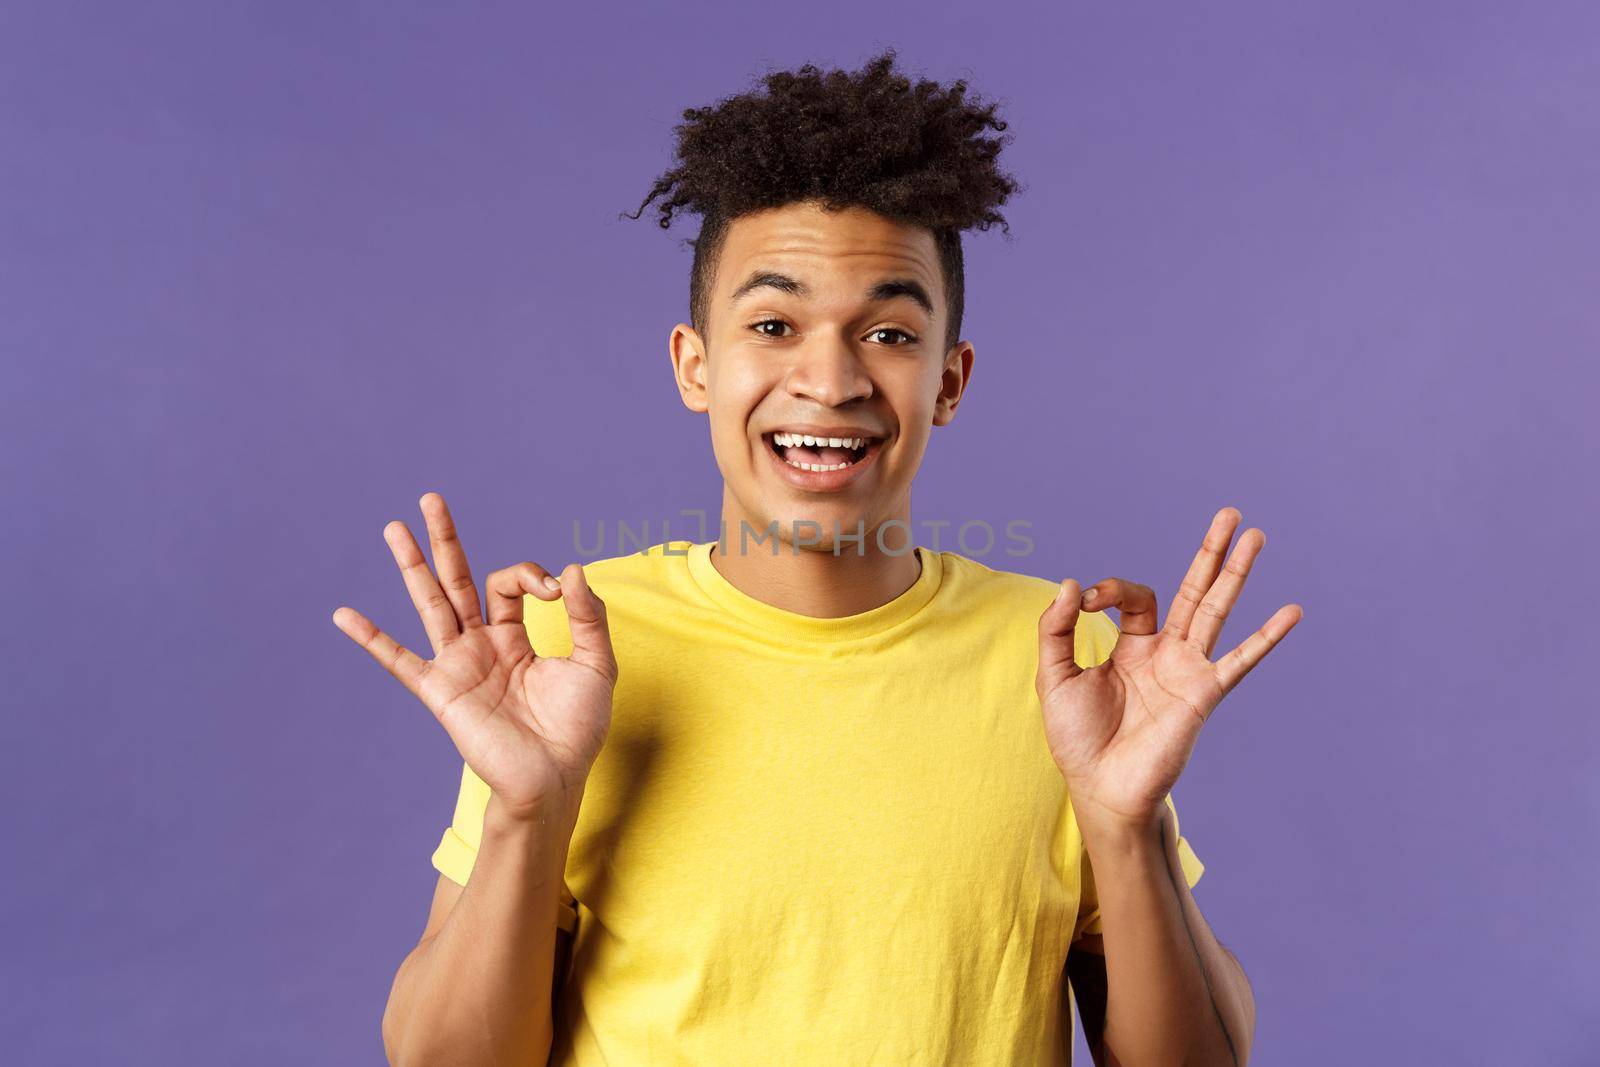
left=570, top=540, right=695, bottom=591
left=523, top=541, right=697, bottom=653
left=929, top=549, right=1120, bottom=667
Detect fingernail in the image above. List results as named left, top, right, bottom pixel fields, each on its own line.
left=543, top=576, right=561, bottom=591
left=1081, top=589, right=1096, bottom=605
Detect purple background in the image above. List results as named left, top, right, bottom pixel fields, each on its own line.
left=4, top=2, right=1595, bottom=1063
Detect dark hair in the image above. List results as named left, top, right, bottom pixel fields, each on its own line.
left=623, top=49, right=1022, bottom=353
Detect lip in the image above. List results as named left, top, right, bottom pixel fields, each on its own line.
left=760, top=430, right=887, bottom=494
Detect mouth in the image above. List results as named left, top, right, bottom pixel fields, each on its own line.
left=760, top=429, right=886, bottom=492
left=765, top=431, right=876, bottom=471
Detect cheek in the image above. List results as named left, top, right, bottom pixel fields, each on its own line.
left=888, top=425, right=934, bottom=472
left=714, top=349, right=778, bottom=393
left=705, top=352, right=773, bottom=445
left=884, top=369, right=943, bottom=444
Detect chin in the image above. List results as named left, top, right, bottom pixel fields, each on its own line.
left=746, top=500, right=901, bottom=556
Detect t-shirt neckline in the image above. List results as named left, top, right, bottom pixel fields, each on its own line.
left=684, top=540, right=941, bottom=642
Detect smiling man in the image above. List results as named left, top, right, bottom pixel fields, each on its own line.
left=342, top=50, right=1301, bottom=1066
left=673, top=200, right=956, bottom=617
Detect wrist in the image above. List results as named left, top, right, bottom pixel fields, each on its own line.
left=485, top=788, right=581, bottom=844
left=1074, top=798, right=1169, bottom=863
left=477, top=796, right=576, bottom=894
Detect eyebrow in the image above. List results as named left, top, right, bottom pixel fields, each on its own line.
left=729, top=271, right=935, bottom=317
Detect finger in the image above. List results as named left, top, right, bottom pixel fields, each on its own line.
left=1186, top=527, right=1266, bottom=657
left=485, top=562, right=563, bottom=627
left=1214, top=603, right=1303, bottom=694
left=556, top=563, right=619, bottom=683
left=1037, top=579, right=1085, bottom=694
left=1082, top=577, right=1159, bottom=636
left=331, top=605, right=431, bottom=698
left=420, top=492, right=485, bottom=632
left=1162, top=507, right=1242, bottom=642
left=385, top=520, right=461, bottom=655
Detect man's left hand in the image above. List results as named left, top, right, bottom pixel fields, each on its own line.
left=1036, top=507, right=1303, bottom=833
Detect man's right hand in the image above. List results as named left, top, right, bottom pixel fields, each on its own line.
left=333, top=491, right=616, bottom=829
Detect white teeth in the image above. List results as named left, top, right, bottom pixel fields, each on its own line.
left=771, top=432, right=867, bottom=449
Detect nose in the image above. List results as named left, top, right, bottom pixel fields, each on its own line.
left=785, top=337, right=874, bottom=408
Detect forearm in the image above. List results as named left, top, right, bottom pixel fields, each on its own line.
left=383, top=794, right=575, bottom=1067
left=1080, top=804, right=1254, bottom=1067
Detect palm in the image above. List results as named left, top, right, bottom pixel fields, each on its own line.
left=417, top=619, right=613, bottom=815
left=335, top=493, right=618, bottom=822
left=1036, top=508, right=1302, bottom=828
left=1043, top=629, right=1224, bottom=824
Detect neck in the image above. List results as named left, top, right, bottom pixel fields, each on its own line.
left=709, top=488, right=922, bottom=618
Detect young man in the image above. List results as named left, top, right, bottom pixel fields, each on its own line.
left=336, top=51, right=1301, bottom=1066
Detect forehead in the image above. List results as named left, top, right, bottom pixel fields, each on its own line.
left=716, top=201, right=941, bottom=301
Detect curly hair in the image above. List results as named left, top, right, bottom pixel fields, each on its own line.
left=622, top=49, right=1022, bottom=354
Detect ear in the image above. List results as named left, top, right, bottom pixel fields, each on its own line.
left=669, top=323, right=709, bottom=413
left=931, top=340, right=975, bottom=426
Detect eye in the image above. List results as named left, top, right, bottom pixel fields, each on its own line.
left=750, top=319, right=793, bottom=338
left=870, top=327, right=917, bottom=345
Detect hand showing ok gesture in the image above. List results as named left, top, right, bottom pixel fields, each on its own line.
left=1036, top=507, right=1303, bottom=833
left=333, top=493, right=616, bottom=827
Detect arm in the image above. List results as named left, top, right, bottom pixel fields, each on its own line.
left=1037, top=507, right=1299, bottom=1067
left=333, top=493, right=616, bottom=1067
left=382, top=796, right=575, bottom=1066
left=1065, top=938, right=1111, bottom=1065
left=1066, top=805, right=1255, bottom=1066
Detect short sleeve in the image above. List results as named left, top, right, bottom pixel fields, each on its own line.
left=429, top=594, right=579, bottom=933
left=430, top=760, right=580, bottom=934
left=1071, top=793, right=1205, bottom=943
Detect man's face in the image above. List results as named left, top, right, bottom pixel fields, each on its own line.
left=669, top=199, right=974, bottom=553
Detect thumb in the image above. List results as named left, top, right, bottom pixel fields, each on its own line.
left=557, top=563, right=618, bottom=683
left=1036, top=579, right=1084, bottom=696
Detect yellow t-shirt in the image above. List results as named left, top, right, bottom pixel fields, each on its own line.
left=431, top=540, right=1204, bottom=1064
